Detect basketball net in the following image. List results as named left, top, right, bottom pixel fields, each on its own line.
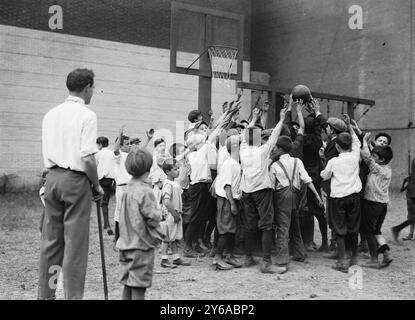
left=208, top=45, right=238, bottom=88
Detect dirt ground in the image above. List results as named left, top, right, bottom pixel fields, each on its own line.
left=1, top=191, right=415, bottom=300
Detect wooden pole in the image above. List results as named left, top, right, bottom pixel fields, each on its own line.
left=198, top=15, right=212, bottom=122
left=95, top=201, right=108, bottom=300
left=347, top=101, right=354, bottom=119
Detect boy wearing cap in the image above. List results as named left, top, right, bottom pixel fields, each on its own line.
left=321, top=117, right=348, bottom=254
left=320, top=114, right=362, bottom=273
left=322, top=117, right=348, bottom=165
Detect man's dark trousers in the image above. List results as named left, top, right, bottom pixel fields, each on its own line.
left=99, top=177, right=114, bottom=229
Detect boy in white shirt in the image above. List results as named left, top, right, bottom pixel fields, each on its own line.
left=96, top=136, right=116, bottom=235
left=114, top=126, right=132, bottom=241
left=160, top=158, right=191, bottom=268
left=213, top=135, right=243, bottom=270
left=320, top=114, right=362, bottom=273
left=240, top=107, right=288, bottom=274
left=270, top=136, right=323, bottom=271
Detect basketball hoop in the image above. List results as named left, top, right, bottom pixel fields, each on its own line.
left=208, top=45, right=239, bottom=88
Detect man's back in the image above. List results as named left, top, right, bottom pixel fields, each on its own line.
left=42, top=96, right=97, bottom=172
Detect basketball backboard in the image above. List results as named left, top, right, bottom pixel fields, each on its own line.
left=170, top=1, right=244, bottom=80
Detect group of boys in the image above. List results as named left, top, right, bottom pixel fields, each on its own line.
left=94, top=93, right=396, bottom=275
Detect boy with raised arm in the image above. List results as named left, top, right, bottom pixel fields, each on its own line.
left=240, top=106, right=288, bottom=274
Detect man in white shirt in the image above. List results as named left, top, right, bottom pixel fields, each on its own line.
left=96, top=136, right=116, bottom=235
left=320, top=114, right=362, bottom=273
left=240, top=107, right=288, bottom=274
left=39, top=68, right=103, bottom=300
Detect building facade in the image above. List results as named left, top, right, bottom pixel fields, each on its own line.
left=0, top=0, right=413, bottom=190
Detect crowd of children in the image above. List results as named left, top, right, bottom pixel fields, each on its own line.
left=80, top=92, right=404, bottom=300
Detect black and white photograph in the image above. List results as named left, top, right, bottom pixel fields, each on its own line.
left=0, top=0, right=415, bottom=303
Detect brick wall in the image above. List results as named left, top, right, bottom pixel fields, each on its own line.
left=251, top=0, right=415, bottom=189
left=0, top=0, right=251, bottom=60
left=0, top=1, right=252, bottom=190
left=0, top=24, right=251, bottom=190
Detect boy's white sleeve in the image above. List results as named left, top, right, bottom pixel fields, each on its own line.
left=320, top=159, right=333, bottom=181
left=351, top=133, right=361, bottom=159
left=261, top=142, right=273, bottom=158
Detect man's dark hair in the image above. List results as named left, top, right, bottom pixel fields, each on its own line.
left=96, top=136, right=109, bottom=147
left=372, top=145, right=393, bottom=164
left=276, top=136, right=293, bottom=153
left=154, top=138, right=165, bottom=148
left=66, top=68, right=94, bottom=92
left=188, top=109, right=202, bottom=123
left=375, top=132, right=392, bottom=145
left=336, top=132, right=352, bottom=151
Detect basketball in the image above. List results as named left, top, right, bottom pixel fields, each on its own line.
left=291, top=85, right=311, bottom=103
